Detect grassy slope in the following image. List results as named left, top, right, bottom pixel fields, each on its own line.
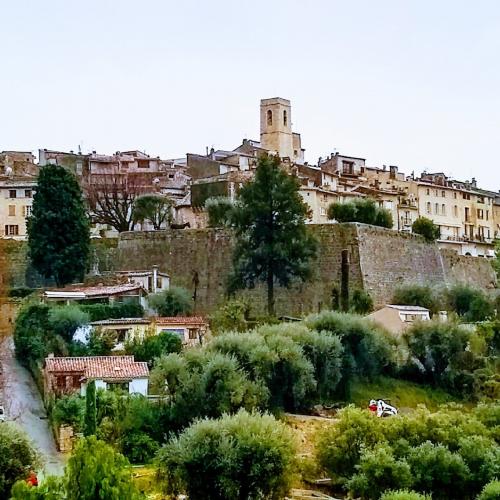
left=349, top=375, right=459, bottom=412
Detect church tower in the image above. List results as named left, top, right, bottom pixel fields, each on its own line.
left=260, top=97, right=294, bottom=160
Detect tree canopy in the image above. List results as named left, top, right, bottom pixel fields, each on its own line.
left=327, top=198, right=393, bottom=228
left=229, top=155, right=317, bottom=316
left=132, top=194, right=172, bottom=230
left=28, top=165, right=90, bottom=286
left=411, top=216, right=440, bottom=242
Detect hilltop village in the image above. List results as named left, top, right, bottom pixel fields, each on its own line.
left=2, top=97, right=499, bottom=258
left=0, top=98, right=499, bottom=500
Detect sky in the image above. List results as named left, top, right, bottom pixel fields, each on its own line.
left=1, top=0, right=500, bottom=190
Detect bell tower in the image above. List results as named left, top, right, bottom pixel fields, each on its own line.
left=260, top=97, right=294, bottom=159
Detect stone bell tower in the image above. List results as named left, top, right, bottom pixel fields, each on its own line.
left=260, top=97, right=294, bottom=160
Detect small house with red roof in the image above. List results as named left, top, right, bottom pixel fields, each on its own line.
left=43, top=355, right=149, bottom=398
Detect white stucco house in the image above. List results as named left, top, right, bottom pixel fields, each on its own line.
left=43, top=355, right=149, bottom=398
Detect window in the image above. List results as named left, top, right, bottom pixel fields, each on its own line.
left=435, top=203, right=439, bottom=214
left=188, top=329, right=198, bottom=340
left=9, top=190, right=16, bottom=198
left=8, top=205, right=15, bottom=216
left=147, top=276, right=153, bottom=292
left=465, top=207, right=470, bottom=222
left=23, top=205, right=32, bottom=217
left=426, top=202, right=432, bottom=214
left=157, top=276, right=163, bottom=289
left=441, top=191, right=446, bottom=197
left=342, top=161, right=354, bottom=175
left=454, top=192, right=457, bottom=199
left=320, top=207, right=326, bottom=216
left=435, top=190, right=438, bottom=196
left=453, top=205, right=458, bottom=217
left=283, top=110, right=288, bottom=126
left=267, top=109, right=272, bottom=126
left=294, top=150, right=298, bottom=156
left=76, top=161, right=83, bottom=175
left=25, top=189, right=32, bottom=198
left=115, top=329, right=128, bottom=343
left=4, top=225, right=19, bottom=236
left=463, top=193, right=471, bottom=200
left=426, top=188, right=430, bottom=196
left=137, top=160, right=149, bottom=168
left=477, top=209, right=484, bottom=219
left=486, top=210, right=489, bottom=221
left=441, top=204, right=446, bottom=215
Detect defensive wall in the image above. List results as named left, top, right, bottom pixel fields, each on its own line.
left=0, top=224, right=496, bottom=317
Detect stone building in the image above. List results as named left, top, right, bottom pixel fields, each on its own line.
left=0, top=151, right=37, bottom=240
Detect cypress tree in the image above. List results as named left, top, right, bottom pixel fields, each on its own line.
left=84, top=380, right=97, bottom=437
left=27, top=165, right=90, bottom=286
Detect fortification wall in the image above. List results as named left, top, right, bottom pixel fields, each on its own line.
left=0, top=224, right=496, bottom=317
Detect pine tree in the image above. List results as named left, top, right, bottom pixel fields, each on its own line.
left=230, top=155, right=317, bottom=316
left=27, top=165, right=90, bottom=286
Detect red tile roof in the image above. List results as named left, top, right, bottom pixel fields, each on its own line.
left=46, top=283, right=144, bottom=297
left=155, top=316, right=207, bottom=325
left=45, top=356, right=149, bottom=380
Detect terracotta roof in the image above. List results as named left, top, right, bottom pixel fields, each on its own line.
left=46, top=282, right=144, bottom=298
left=91, top=318, right=150, bottom=326
left=45, top=356, right=149, bottom=379
left=155, top=316, right=207, bottom=325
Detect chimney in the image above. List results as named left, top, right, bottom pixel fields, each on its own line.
left=152, top=265, right=159, bottom=293
left=389, top=165, right=398, bottom=180
left=471, top=177, right=477, bottom=188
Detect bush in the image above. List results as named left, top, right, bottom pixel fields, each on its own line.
left=205, top=196, right=235, bottom=227
left=404, top=320, right=473, bottom=393
left=305, top=311, right=395, bottom=397
left=120, top=431, right=159, bottom=464
left=347, top=444, right=413, bottom=499
left=478, top=480, right=500, bottom=500
left=148, top=286, right=192, bottom=316
left=79, top=302, right=144, bottom=322
left=48, top=305, right=90, bottom=342
left=317, top=406, right=385, bottom=481
left=51, top=394, right=85, bottom=432
left=412, top=217, right=440, bottom=242
left=158, top=409, right=295, bottom=500
left=351, top=289, right=374, bottom=314
left=0, top=423, right=40, bottom=498
left=392, top=284, right=441, bottom=315
left=328, top=198, right=393, bottom=228
left=209, top=299, right=249, bottom=333
left=446, top=284, right=494, bottom=322
left=126, top=330, right=182, bottom=368
left=406, top=442, right=470, bottom=500
left=8, top=286, right=34, bottom=298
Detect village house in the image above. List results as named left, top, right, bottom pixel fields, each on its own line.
left=90, top=316, right=208, bottom=348
left=43, top=355, right=149, bottom=398
left=44, top=282, right=148, bottom=307
left=367, top=305, right=431, bottom=337
left=0, top=151, right=37, bottom=240
left=116, top=267, right=170, bottom=294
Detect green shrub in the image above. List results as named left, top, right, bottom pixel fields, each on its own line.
left=158, top=409, right=295, bottom=500
left=205, top=196, right=235, bottom=227
left=406, top=442, right=470, bottom=500
left=120, top=431, right=159, bottom=464
left=351, top=289, right=374, bottom=314
left=48, top=305, right=90, bottom=342
left=316, top=406, right=385, bottom=481
left=446, top=284, right=494, bottom=322
left=126, top=330, right=182, bottom=368
left=148, top=286, right=192, bottom=317
left=478, top=480, right=500, bottom=500
left=51, top=394, right=85, bottom=432
left=412, top=217, right=440, bottom=242
left=347, top=444, right=413, bottom=499
left=392, top=284, right=441, bottom=314
left=79, top=302, right=144, bottom=321
left=328, top=198, right=393, bottom=228
left=7, top=286, right=34, bottom=298
left=209, top=299, right=249, bottom=333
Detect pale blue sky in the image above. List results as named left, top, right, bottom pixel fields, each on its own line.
left=2, top=0, right=500, bottom=189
